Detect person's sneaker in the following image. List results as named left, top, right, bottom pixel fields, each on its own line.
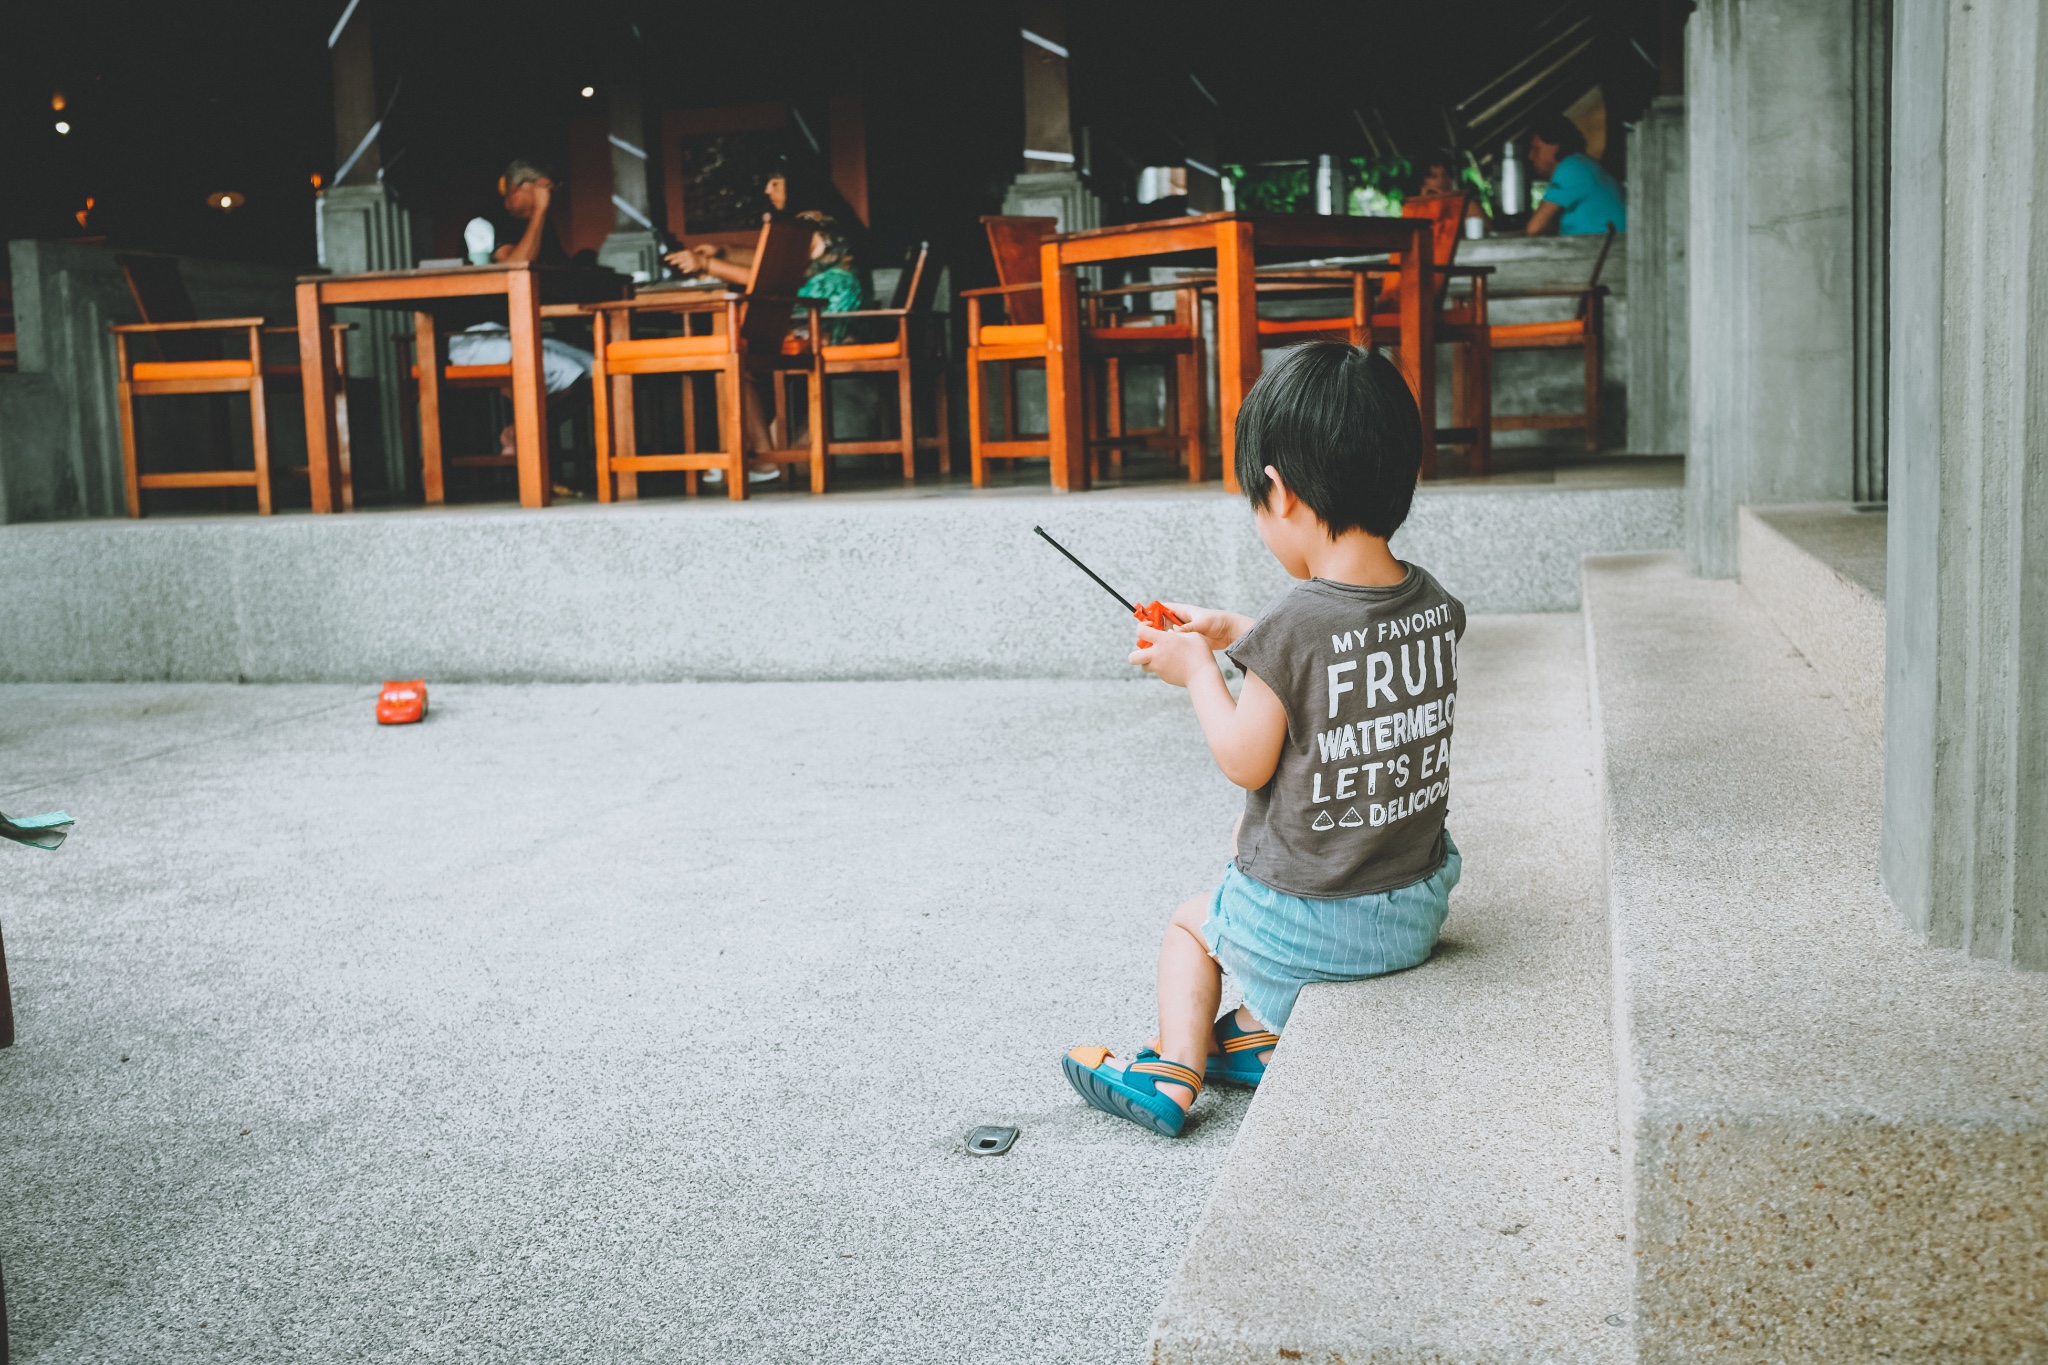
left=702, top=465, right=782, bottom=485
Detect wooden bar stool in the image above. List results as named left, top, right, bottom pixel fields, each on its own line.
left=964, top=216, right=1205, bottom=487
left=587, top=218, right=826, bottom=501
left=818, top=241, right=952, bottom=480
left=112, top=319, right=353, bottom=517
left=111, top=254, right=353, bottom=516
left=1488, top=226, right=1616, bottom=452
left=404, top=303, right=594, bottom=503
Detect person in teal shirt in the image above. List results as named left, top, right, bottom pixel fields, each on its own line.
left=1524, top=114, right=1627, bottom=236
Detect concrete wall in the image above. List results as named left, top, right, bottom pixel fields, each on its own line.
left=1883, top=0, right=2048, bottom=970
left=0, top=484, right=1681, bottom=683
left=1626, top=97, right=1687, bottom=456
left=0, top=240, right=299, bottom=524
left=1684, top=0, right=1861, bottom=576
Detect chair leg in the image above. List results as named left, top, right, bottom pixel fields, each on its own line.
left=1177, top=345, right=1204, bottom=482
left=1473, top=337, right=1493, bottom=476
left=897, top=359, right=916, bottom=481
left=720, top=361, right=746, bottom=501
left=248, top=375, right=273, bottom=516
left=810, top=367, right=829, bottom=495
left=117, top=377, right=143, bottom=519
left=933, top=361, right=953, bottom=475
left=591, top=321, right=614, bottom=504
left=612, top=376, right=639, bottom=501
left=1583, top=334, right=1602, bottom=452
left=966, top=351, right=987, bottom=487
left=330, top=326, right=354, bottom=511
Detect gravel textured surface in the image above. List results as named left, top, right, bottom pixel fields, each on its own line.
left=1, top=678, right=1252, bottom=1364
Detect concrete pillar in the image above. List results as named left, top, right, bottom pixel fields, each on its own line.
left=318, top=0, right=418, bottom=500
left=1001, top=2, right=1099, bottom=232
left=1684, top=0, right=1859, bottom=576
left=1626, top=96, right=1687, bottom=455
left=596, top=45, right=661, bottom=284
left=1882, top=0, right=2048, bottom=970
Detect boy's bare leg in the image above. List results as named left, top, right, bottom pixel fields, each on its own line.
left=1154, top=893, right=1222, bottom=1112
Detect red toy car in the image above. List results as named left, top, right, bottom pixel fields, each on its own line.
left=376, top=680, right=428, bottom=725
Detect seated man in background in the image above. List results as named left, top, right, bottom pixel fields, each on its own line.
left=450, top=158, right=595, bottom=470
left=1523, top=114, right=1627, bottom=237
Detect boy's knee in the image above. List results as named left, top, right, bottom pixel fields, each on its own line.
left=1167, top=895, right=1214, bottom=957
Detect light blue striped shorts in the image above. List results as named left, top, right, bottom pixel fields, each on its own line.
left=1200, top=833, right=1460, bottom=1031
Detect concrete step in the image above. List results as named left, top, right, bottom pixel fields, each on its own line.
left=1149, top=614, right=1633, bottom=1365
left=1737, top=503, right=1886, bottom=743
left=0, top=481, right=1679, bottom=683
left=1583, top=551, right=2048, bottom=1362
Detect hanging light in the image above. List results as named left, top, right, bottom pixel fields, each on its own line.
left=580, top=85, right=596, bottom=98
left=55, top=120, right=72, bottom=135
left=51, top=91, right=67, bottom=111
left=207, top=190, right=248, bottom=213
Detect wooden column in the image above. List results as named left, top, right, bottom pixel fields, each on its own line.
left=330, top=1, right=380, bottom=188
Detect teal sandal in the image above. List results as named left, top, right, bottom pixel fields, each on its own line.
left=1206, top=1013, right=1280, bottom=1087
left=1062, top=1046, right=1202, bottom=1138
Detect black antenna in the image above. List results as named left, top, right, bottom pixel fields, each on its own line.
left=1034, top=526, right=1136, bottom=613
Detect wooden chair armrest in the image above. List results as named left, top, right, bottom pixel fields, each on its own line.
left=585, top=292, right=740, bottom=313
left=822, top=307, right=912, bottom=319
left=263, top=323, right=357, bottom=334
left=1082, top=281, right=1202, bottom=298
left=957, top=283, right=1043, bottom=298
left=1488, top=285, right=1603, bottom=300
left=110, top=317, right=267, bottom=334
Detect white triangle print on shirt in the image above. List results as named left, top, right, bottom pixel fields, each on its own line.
left=1311, top=810, right=1336, bottom=831
left=1339, top=807, right=1364, bottom=827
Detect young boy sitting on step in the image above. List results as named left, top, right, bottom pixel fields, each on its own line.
left=1063, top=341, right=1465, bottom=1138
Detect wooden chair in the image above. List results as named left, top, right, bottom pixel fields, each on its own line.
left=111, top=254, right=353, bottom=517
left=963, top=215, right=1204, bottom=486
left=1487, top=226, right=1616, bottom=451
left=587, top=218, right=826, bottom=501
left=1080, top=277, right=1206, bottom=482
left=400, top=302, right=593, bottom=504
left=963, top=216, right=1058, bottom=484
left=815, top=241, right=951, bottom=480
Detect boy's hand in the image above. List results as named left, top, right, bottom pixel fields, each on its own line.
left=1129, top=623, right=1219, bottom=687
left=1160, top=603, right=1255, bottom=651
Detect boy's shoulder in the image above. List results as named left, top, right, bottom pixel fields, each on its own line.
left=1254, top=562, right=1464, bottom=630
left=1229, top=563, right=1464, bottom=687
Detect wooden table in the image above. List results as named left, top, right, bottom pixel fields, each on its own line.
left=1040, top=212, right=1436, bottom=492
left=294, top=262, right=622, bottom=511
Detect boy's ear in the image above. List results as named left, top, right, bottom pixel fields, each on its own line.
left=1263, top=465, right=1296, bottom=517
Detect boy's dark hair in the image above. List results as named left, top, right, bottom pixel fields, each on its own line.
left=1526, top=113, right=1588, bottom=158
left=1235, top=342, right=1423, bottom=539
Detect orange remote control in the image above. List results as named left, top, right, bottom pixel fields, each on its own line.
left=1034, top=527, right=1188, bottom=647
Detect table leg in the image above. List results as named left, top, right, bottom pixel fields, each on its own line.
left=1041, top=241, right=1087, bottom=492
left=1215, top=219, right=1259, bottom=494
left=295, top=282, right=342, bottom=513
left=413, top=311, right=445, bottom=505
left=506, top=269, right=550, bottom=508
left=1398, top=224, right=1438, bottom=479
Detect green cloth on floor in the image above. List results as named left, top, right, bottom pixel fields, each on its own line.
left=1, top=811, right=74, bottom=851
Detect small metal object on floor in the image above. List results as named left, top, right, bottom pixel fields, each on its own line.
left=966, top=1125, right=1018, bottom=1156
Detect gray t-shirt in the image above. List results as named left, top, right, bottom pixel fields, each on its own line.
left=1226, top=565, right=1465, bottom=898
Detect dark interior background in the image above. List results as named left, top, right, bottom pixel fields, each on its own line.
left=0, top=0, right=1671, bottom=286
